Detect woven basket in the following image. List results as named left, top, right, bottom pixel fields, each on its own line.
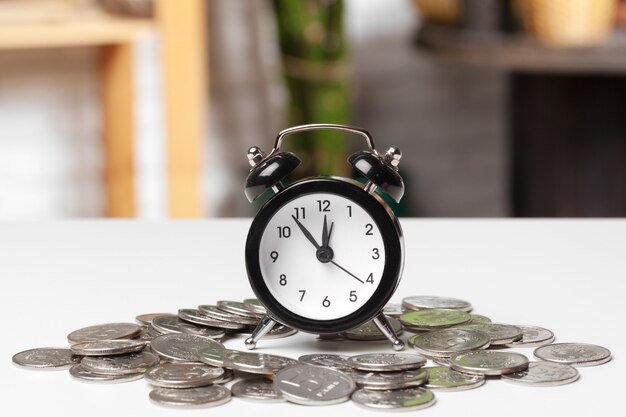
left=412, top=0, right=461, bottom=25
left=516, top=0, right=617, bottom=46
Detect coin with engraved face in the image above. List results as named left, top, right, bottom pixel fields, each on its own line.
left=534, top=343, right=611, bottom=367
left=135, top=313, right=172, bottom=326
left=274, top=365, right=355, bottom=405
left=151, top=315, right=226, bottom=339
left=352, top=387, right=435, bottom=411
left=505, top=325, right=555, bottom=348
left=145, top=363, right=224, bottom=388
left=424, top=366, right=485, bottom=391
left=402, top=296, right=471, bottom=312
left=450, top=351, right=529, bottom=375
left=401, top=309, right=471, bottom=331
left=69, top=364, right=145, bottom=383
left=343, top=318, right=403, bottom=341
left=224, top=351, right=299, bottom=374
left=502, top=361, right=579, bottom=386
left=196, top=347, right=232, bottom=367
left=351, top=368, right=428, bottom=390
left=298, top=353, right=352, bottom=370
left=70, top=340, right=147, bottom=356
left=178, top=308, right=249, bottom=329
left=149, top=385, right=231, bottom=408
left=67, top=323, right=142, bottom=344
left=196, top=305, right=259, bottom=326
left=455, top=323, right=522, bottom=345
left=408, top=328, right=491, bottom=358
left=81, top=351, right=159, bottom=375
left=469, top=314, right=491, bottom=324
left=216, top=300, right=266, bottom=319
left=382, top=303, right=403, bottom=318
left=231, top=378, right=285, bottom=402
left=347, top=352, right=426, bottom=372
left=243, top=298, right=267, bottom=315
left=12, top=348, right=80, bottom=370
left=150, top=333, right=224, bottom=362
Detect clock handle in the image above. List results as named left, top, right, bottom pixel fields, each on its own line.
left=244, top=315, right=277, bottom=350
left=373, top=313, right=405, bottom=351
left=272, top=123, right=377, bottom=154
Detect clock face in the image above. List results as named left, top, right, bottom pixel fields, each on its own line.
left=246, top=178, right=403, bottom=333
left=259, top=192, right=385, bottom=320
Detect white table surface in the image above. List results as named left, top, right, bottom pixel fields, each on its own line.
left=1, top=219, right=624, bottom=416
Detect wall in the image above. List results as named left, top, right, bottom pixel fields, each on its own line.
left=0, top=0, right=508, bottom=219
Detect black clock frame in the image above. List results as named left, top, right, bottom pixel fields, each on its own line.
left=245, top=177, right=404, bottom=334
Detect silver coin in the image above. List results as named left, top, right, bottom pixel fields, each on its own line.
left=298, top=353, right=352, bottom=370
left=70, top=340, right=147, bottom=356
left=351, top=387, right=435, bottom=411
left=12, top=348, right=80, bottom=370
left=274, top=365, right=355, bottom=405
left=216, top=300, right=265, bottom=319
left=151, top=315, right=225, bottom=339
left=450, top=350, right=529, bottom=376
left=424, top=366, right=485, bottom=391
left=69, top=364, right=144, bottom=383
left=343, top=318, right=403, bottom=341
left=67, top=322, right=142, bottom=344
left=348, top=352, right=426, bottom=372
left=135, top=313, right=172, bottom=326
left=382, top=303, right=403, bottom=318
left=225, top=350, right=299, bottom=375
left=431, top=356, right=452, bottom=367
left=178, top=308, right=249, bottom=329
left=502, top=361, right=580, bottom=386
left=469, top=314, right=492, bottom=324
left=402, top=296, right=472, bottom=312
left=196, top=305, right=259, bottom=326
left=534, top=343, right=612, bottom=367
left=134, top=329, right=154, bottom=342
left=243, top=298, right=267, bottom=315
left=456, top=323, right=523, bottom=345
left=145, top=363, right=224, bottom=388
left=231, top=377, right=285, bottom=402
left=400, top=309, right=471, bottom=331
left=81, top=351, right=159, bottom=375
left=149, top=385, right=231, bottom=408
left=408, top=328, right=491, bottom=358
left=213, top=368, right=234, bottom=384
left=196, top=347, right=233, bottom=367
left=263, top=325, right=298, bottom=339
left=352, top=368, right=428, bottom=390
left=505, top=325, right=555, bottom=348
left=151, top=333, right=224, bottom=362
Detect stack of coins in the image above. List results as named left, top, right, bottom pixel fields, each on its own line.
left=12, top=295, right=612, bottom=410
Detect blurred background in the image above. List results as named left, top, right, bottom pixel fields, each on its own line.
left=0, top=0, right=624, bottom=219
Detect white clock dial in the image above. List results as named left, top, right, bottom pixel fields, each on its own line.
left=259, top=192, right=385, bottom=320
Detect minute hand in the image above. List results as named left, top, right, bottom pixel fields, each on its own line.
left=330, top=260, right=364, bottom=284
left=291, top=215, right=320, bottom=249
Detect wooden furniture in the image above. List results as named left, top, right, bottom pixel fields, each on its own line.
left=0, top=0, right=207, bottom=217
left=417, top=23, right=626, bottom=216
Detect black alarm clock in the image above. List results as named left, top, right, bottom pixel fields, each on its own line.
left=243, top=124, right=405, bottom=350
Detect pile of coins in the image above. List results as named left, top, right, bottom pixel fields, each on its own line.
left=12, top=296, right=612, bottom=410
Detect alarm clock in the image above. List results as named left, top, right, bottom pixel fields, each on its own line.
left=243, top=124, right=405, bottom=350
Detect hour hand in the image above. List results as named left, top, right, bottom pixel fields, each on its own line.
left=291, top=215, right=320, bottom=249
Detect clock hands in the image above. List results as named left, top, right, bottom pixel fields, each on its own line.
left=329, top=260, right=365, bottom=284
left=291, top=215, right=320, bottom=249
left=291, top=214, right=364, bottom=284
left=321, top=215, right=334, bottom=249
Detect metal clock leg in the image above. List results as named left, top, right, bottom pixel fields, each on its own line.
left=244, top=315, right=277, bottom=350
left=373, top=313, right=405, bottom=351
